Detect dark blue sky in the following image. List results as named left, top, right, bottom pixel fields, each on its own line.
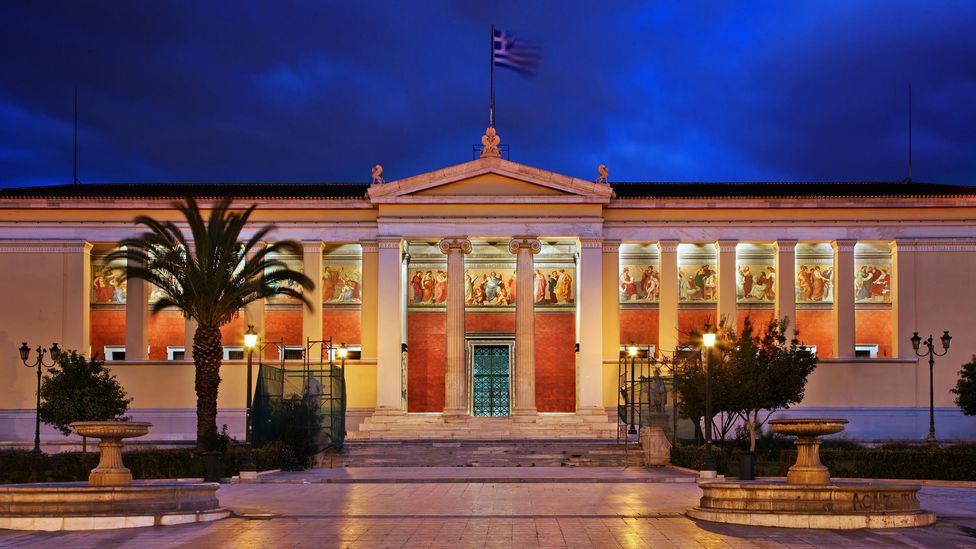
left=1, top=1, right=974, bottom=187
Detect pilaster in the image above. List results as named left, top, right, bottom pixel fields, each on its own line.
left=657, top=240, right=679, bottom=358
left=601, top=240, right=621, bottom=365
left=509, top=237, right=542, bottom=415
left=716, top=240, right=737, bottom=331
left=360, top=240, right=379, bottom=362
left=833, top=239, right=857, bottom=358
left=302, top=241, right=324, bottom=360
left=376, top=237, right=404, bottom=413
left=439, top=238, right=472, bottom=415
left=61, top=242, right=92, bottom=356
left=124, top=249, right=149, bottom=361
left=577, top=237, right=604, bottom=412
left=776, top=240, right=798, bottom=341
left=891, top=240, right=917, bottom=358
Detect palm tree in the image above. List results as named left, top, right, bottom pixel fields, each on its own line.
left=107, top=197, right=314, bottom=450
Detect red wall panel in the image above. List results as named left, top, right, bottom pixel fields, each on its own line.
left=796, top=309, right=833, bottom=358
left=323, top=309, right=361, bottom=344
left=263, top=310, right=302, bottom=360
left=736, top=309, right=776, bottom=336
left=678, top=309, right=718, bottom=344
left=620, top=309, right=659, bottom=348
left=407, top=311, right=446, bottom=412
left=148, top=311, right=184, bottom=360
left=534, top=312, right=576, bottom=412
left=856, top=309, right=893, bottom=358
left=89, top=310, right=125, bottom=360
left=465, top=311, right=516, bottom=333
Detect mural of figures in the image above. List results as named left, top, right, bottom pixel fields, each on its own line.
left=409, top=269, right=449, bottom=305
left=409, top=266, right=574, bottom=307
left=265, top=258, right=305, bottom=304
left=322, top=263, right=362, bottom=304
left=92, top=264, right=126, bottom=304
left=854, top=263, right=892, bottom=303
left=678, top=264, right=717, bottom=302
left=619, top=264, right=660, bottom=302
left=736, top=264, right=776, bottom=303
left=796, top=263, right=834, bottom=303
left=462, top=268, right=515, bottom=306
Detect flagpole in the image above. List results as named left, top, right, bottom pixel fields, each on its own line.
left=489, top=24, right=495, bottom=128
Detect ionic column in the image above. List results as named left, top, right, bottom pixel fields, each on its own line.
left=657, top=240, right=679, bottom=358
left=776, top=240, right=798, bottom=341
left=439, top=238, right=472, bottom=415
left=716, top=240, right=737, bottom=331
left=509, top=237, right=542, bottom=415
left=601, top=241, right=621, bottom=398
left=376, top=237, right=404, bottom=413
left=125, top=248, right=149, bottom=361
left=302, top=241, right=324, bottom=360
left=360, top=240, right=379, bottom=362
left=891, top=240, right=917, bottom=358
left=577, top=237, right=604, bottom=412
left=832, top=239, right=857, bottom=358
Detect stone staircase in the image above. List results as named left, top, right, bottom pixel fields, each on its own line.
left=347, top=411, right=618, bottom=441
left=322, top=439, right=644, bottom=468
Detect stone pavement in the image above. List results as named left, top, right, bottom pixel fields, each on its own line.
left=253, top=466, right=697, bottom=484
left=1, top=467, right=976, bottom=548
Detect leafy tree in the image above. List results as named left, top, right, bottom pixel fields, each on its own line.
left=39, top=351, right=132, bottom=436
left=952, top=356, right=976, bottom=415
left=107, top=198, right=314, bottom=450
left=734, top=317, right=818, bottom=452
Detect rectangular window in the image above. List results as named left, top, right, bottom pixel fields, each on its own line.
left=799, top=345, right=817, bottom=357
left=167, top=346, right=185, bottom=361
left=619, top=344, right=656, bottom=359
left=224, top=347, right=245, bottom=360
left=855, top=344, right=878, bottom=358
left=104, top=346, right=126, bottom=361
left=329, top=345, right=361, bottom=361
left=282, top=346, right=304, bottom=361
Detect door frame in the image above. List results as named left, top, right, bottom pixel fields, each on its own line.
left=466, top=336, right=515, bottom=416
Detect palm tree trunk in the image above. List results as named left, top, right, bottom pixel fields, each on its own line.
left=193, top=324, right=223, bottom=450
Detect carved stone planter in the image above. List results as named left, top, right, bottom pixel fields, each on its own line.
left=70, top=421, right=151, bottom=487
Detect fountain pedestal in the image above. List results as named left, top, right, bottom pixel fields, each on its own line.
left=71, top=421, right=150, bottom=487
left=769, top=418, right=846, bottom=485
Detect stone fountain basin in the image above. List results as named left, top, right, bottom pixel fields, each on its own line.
left=0, top=481, right=227, bottom=531
left=688, top=480, right=935, bottom=529
left=71, top=421, right=151, bottom=439
left=769, top=418, right=848, bottom=438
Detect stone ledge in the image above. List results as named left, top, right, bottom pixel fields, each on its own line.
left=0, top=509, right=230, bottom=531
left=686, top=508, right=936, bottom=529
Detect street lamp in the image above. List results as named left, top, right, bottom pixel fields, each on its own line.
left=701, top=325, right=717, bottom=476
left=240, top=325, right=258, bottom=475
left=627, top=343, right=639, bottom=437
left=911, top=330, right=951, bottom=446
left=19, top=341, right=61, bottom=453
left=337, top=342, right=348, bottom=368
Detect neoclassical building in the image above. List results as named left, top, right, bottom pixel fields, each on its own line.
left=2, top=139, right=975, bottom=445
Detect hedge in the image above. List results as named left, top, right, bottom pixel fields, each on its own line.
left=0, top=443, right=291, bottom=485
left=671, top=443, right=976, bottom=481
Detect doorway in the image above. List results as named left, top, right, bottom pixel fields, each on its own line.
left=469, top=342, right=512, bottom=416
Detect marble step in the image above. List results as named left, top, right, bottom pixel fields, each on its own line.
left=325, top=440, right=644, bottom=467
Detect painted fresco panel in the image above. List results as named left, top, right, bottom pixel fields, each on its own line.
left=678, top=264, right=717, bottom=302
left=322, top=262, right=361, bottom=304
left=408, top=265, right=575, bottom=308
left=796, top=262, right=834, bottom=303
left=92, top=263, right=126, bottom=304
left=619, top=264, right=660, bottom=303
left=736, top=264, right=776, bottom=303
left=854, top=260, right=892, bottom=303
left=265, top=257, right=305, bottom=304
left=408, top=268, right=450, bottom=305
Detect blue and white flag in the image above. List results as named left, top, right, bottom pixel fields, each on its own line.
left=493, top=28, right=541, bottom=76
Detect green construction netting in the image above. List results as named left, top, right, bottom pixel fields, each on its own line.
left=252, top=360, right=346, bottom=452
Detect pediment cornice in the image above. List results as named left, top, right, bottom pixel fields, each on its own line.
left=367, top=157, right=612, bottom=204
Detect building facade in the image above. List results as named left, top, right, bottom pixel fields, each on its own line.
left=2, top=150, right=976, bottom=445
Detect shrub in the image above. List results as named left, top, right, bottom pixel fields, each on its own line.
left=38, top=351, right=131, bottom=436
left=269, top=395, right=324, bottom=469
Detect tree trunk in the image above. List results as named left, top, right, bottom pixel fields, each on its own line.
left=748, top=412, right=757, bottom=453
left=193, top=324, right=223, bottom=451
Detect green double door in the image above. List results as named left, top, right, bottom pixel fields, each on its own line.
left=471, top=344, right=511, bottom=416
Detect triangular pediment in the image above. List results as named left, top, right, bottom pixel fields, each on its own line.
left=367, top=157, right=612, bottom=204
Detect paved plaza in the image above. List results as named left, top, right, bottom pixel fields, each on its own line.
left=2, top=467, right=976, bottom=548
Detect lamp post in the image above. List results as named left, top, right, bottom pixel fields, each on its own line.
left=240, top=325, right=258, bottom=475
left=701, top=327, right=717, bottom=475
left=627, top=343, right=639, bottom=437
left=911, top=330, right=951, bottom=446
left=19, top=342, right=61, bottom=454
left=337, top=342, right=348, bottom=368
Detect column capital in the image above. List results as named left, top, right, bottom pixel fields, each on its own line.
left=377, top=237, right=402, bottom=250
left=301, top=240, right=323, bottom=254
left=578, top=237, right=603, bottom=250
left=509, top=237, right=542, bottom=254
left=716, top=239, right=738, bottom=253
left=360, top=239, right=379, bottom=253
left=832, top=239, right=857, bottom=253
left=601, top=240, right=621, bottom=253
left=438, top=238, right=472, bottom=255
left=658, top=240, right=679, bottom=254
left=775, top=239, right=798, bottom=251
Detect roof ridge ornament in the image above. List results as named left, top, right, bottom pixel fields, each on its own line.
left=480, top=127, right=501, bottom=158
left=371, top=164, right=385, bottom=185
left=596, top=164, right=609, bottom=185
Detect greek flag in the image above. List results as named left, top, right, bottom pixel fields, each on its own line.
left=493, top=28, right=541, bottom=76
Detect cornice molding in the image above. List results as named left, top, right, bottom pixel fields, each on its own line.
left=0, top=240, right=92, bottom=254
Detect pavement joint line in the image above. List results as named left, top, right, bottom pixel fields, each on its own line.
left=236, top=513, right=689, bottom=520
